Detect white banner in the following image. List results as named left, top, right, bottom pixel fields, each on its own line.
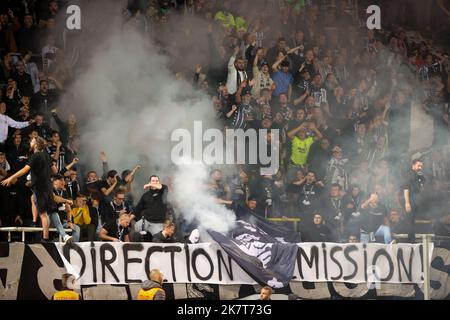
left=54, top=242, right=431, bottom=286
left=55, top=242, right=254, bottom=285
left=293, top=243, right=429, bottom=284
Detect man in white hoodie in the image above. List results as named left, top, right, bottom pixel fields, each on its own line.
left=0, top=102, right=32, bottom=151
left=226, top=46, right=248, bottom=96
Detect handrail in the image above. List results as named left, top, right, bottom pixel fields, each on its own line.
left=393, top=233, right=450, bottom=240
left=267, top=218, right=301, bottom=222
left=0, top=227, right=72, bottom=232
left=0, top=227, right=72, bottom=242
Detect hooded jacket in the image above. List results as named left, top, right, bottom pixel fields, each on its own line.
left=137, top=280, right=165, bottom=300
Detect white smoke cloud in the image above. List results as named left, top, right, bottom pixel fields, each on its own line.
left=62, top=5, right=237, bottom=233
left=172, top=157, right=236, bottom=233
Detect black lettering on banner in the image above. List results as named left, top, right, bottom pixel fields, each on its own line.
left=297, top=246, right=319, bottom=279
left=144, top=246, right=163, bottom=279
left=184, top=244, right=191, bottom=282
left=0, top=244, right=10, bottom=288
left=123, top=243, right=144, bottom=283
left=343, top=245, right=358, bottom=281
left=63, top=243, right=86, bottom=277
left=100, top=244, right=119, bottom=283
left=321, top=243, right=328, bottom=280
left=397, top=248, right=414, bottom=282
left=419, top=244, right=424, bottom=281
left=164, top=246, right=182, bottom=282
left=90, top=242, right=97, bottom=283
left=217, top=250, right=233, bottom=281
left=363, top=244, right=368, bottom=282
left=192, top=248, right=214, bottom=281
left=330, top=246, right=343, bottom=281
left=372, top=249, right=394, bottom=281
left=429, top=248, right=450, bottom=299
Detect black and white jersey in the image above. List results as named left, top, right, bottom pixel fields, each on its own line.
left=46, top=144, right=66, bottom=172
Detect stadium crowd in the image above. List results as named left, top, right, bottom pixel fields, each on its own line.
left=0, top=0, right=449, bottom=245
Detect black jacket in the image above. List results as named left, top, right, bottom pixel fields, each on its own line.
left=12, top=71, right=34, bottom=97
left=26, top=122, right=53, bottom=140
left=134, top=185, right=168, bottom=223
left=152, top=231, right=177, bottom=243
left=304, top=224, right=333, bottom=242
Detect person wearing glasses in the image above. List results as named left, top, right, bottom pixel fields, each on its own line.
left=99, top=190, right=133, bottom=225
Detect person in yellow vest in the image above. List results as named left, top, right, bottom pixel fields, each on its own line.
left=51, top=273, right=81, bottom=300
left=137, top=269, right=166, bottom=300
left=71, top=193, right=96, bottom=241
left=287, top=121, right=322, bottom=181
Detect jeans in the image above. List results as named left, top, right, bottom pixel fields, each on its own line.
left=134, top=218, right=163, bottom=236
left=49, top=212, right=68, bottom=239
left=63, top=220, right=80, bottom=242
left=360, top=225, right=392, bottom=244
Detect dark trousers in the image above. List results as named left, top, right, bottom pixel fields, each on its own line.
left=407, top=209, right=416, bottom=243
left=79, top=224, right=96, bottom=242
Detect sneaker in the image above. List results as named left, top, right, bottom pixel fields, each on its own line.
left=63, top=235, right=73, bottom=243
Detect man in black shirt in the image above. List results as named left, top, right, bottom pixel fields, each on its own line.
left=303, top=212, right=333, bottom=242
left=99, top=190, right=133, bottom=225
left=82, top=170, right=101, bottom=198
left=134, top=175, right=169, bottom=236
left=402, top=159, right=426, bottom=243
left=287, top=171, right=324, bottom=220
left=230, top=170, right=251, bottom=206
left=99, top=212, right=131, bottom=242
left=64, top=169, right=80, bottom=200
left=12, top=60, right=34, bottom=97
left=53, top=174, right=80, bottom=242
left=343, top=184, right=365, bottom=236
left=5, top=132, right=29, bottom=173
left=98, top=170, right=120, bottom=204
left=2, top=136, right=55, bottom=241
left=27, top=113, right=52, bottom=140
left=15, top=14, right=40, bottom=53
left=30, top=80, right=59, bottom=124
left=320, top=183, right=344, bottom=240
left=152, top=220, right=177, bottom=243
left=46, top=130, right=66, bottom=172
left=388, top=208, right=410, bottom=237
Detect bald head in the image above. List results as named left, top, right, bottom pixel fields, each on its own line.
left=150, top=269, right=164, bottom=284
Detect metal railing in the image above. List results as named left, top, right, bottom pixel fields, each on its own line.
left=267, top=217, right=302, bottom=232
left=0, top=227, right=72, bottom=243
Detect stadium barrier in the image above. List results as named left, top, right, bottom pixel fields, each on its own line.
left=0, top=227, right=72, bottom=242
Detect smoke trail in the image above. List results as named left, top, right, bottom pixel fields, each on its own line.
left=61, top=1, right=237, bottom=232
left=172, top=157, right=236, bottom=233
